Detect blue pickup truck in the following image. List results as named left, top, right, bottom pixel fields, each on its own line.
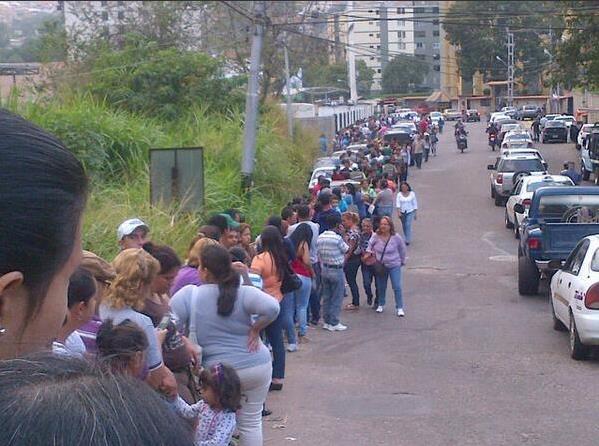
left=516, top=187, right=599, bottom=295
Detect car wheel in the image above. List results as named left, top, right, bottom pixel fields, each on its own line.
left=494, top=193, right=503, bottom=207
left=582, top=165, right=590, bottom=181
left=505, top=208, right=514, bottom=229
left=570, top=312, right=590, bottom=360
left=518, top=254, right=539, bottom=295
left=552, top=298, right=567, bottom=331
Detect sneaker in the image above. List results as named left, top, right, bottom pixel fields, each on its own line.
left=322, top=323, right=335, bottom=332
left=376, top=306, right=384, bottom=313
left=287, top=343, right=298, bottom=352
left=397, top=308, right=405, bottom=317
left=331, top=323, right=347, bottom=331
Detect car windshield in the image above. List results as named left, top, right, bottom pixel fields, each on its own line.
left=538, top=195, right=599, bottom=221
left=582, top=125, right=593, bottom=132
left=591, top=248, right=599, bottom=272
left=499, top=159, right=544, bottom=172
left=546, top=121, right=565, bottom=127
left=506, top=134, right=528, bottom=140
left=556, top=117, right=574, bottom=122
left=524, top=106, right=537, bottom=110
left=526, top=180, right=571, bottom=192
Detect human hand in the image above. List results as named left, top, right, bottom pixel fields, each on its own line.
left=232, top=261, right=249, bottom=275
left=158, top=367, right=178, bottom=401
left=182, top=336, right=200, bottom=369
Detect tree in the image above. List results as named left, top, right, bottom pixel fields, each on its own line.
left=356, top=60, right=375, bottom=96
left=553, top=2, right=599, bottom=90
left=381, top=56, right=429, bottom=94
left=442, top=1, right=564, bottom=93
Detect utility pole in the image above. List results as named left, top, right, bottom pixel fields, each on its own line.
left=283, top=33, right=293, bottom=138
left=506, top=28, right=514, bottom=107
left=347, top=1, right=357, bottom=104
left=241, top=1, right=265, bottom=193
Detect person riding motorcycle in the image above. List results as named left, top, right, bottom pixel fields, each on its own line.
left=486, top=122, right=498, bottom=150
left=454, top=121, right=468, bottom=149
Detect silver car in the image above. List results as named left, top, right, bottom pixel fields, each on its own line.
left=488, top=155, right=548, bottom=206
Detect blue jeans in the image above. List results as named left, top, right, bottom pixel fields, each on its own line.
left=264, top=306, right=286, bottom=379
left=344, top=256, right=361, bottom=306
left=374, top=265, right=404, bottom=310
left=361, top=262, right=375, bottom=302
left=376, top=205, right=393, bottom=218
left=280, top=292, right=296, bottom=345
left=308, top=263, right=321, bottom=323
left=320, top=265, right=345, bottom=326
left=400, top=211, right=415, bottom=244
left=294, top=275, right=312, bottom=336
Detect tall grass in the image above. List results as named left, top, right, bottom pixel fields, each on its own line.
left=5, top=94, right=318, bottom=260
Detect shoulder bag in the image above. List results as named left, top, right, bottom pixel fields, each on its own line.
left=373, top=236, right=391, bottom=276
left=281, top=263, right=302, bottom=294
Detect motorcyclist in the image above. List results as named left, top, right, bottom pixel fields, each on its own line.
left=454, top=121, right=468, bottom=149
left=454, top=119, right=465, bottom=136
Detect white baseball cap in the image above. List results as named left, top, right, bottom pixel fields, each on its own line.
left=117, top=218, right=149, bottom=241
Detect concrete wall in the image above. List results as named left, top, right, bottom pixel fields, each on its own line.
left=296, top=115, right=337, bottom=144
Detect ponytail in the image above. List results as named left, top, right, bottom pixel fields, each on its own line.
left=200, top=244, right=240, bottom=317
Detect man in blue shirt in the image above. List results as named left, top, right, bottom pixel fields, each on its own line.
left=313, top=192, right=338, bottom=234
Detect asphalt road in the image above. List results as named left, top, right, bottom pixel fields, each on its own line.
left=264, top=122, right=599, bottom=446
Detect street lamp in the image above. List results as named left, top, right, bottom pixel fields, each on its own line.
left=496, top=55, right=507, bottom=66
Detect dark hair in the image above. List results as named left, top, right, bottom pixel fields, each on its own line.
left=331, top=187, right=342, bottom=200
left=142, top=242, right=181, bottom=274
left=296, top=204, right=310, bottom=220
left=399, top=181, right=412, bottom=192
left=260, top=226, right=289, bottom=281
left=0, top=109, right=88, bottom=322
left=207, top=215, right=229, bottom=234
left=198, top=225, right=221, bottom=241
left=223, top=208, right=243, bottom=223
left=346, top=183, right=356, bottom=196
left=67, top=268, right=97, bottom=309
left=281, top=206, right=295, bottom=221
left=200, top=244, right=240, bottom=316
left=0, top=353, right=194, bottom=445
left=324, top=212, right=342, bottom=230
left=266, top=216, right=283, bottom=234
left=318, top=192, right=331, bottom=206
left=96, top=319, right=148, bottom=373
left=288, top=223, right=313, bottom=252
left=229, top=246, right=249, bottom=265
left=199, top=363, right=241, bottom=412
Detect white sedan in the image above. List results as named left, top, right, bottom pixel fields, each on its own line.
left=505, top=175, right=574, bottom=237
left=577, top=123, right=594, bottom=149
left=551, top=235, right=599, bottom=359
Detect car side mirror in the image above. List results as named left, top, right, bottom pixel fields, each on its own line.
left=514, top=203, right=525, bottom=214
left=487, top=164, right=496, bottom=170
left=548, top=259, right=564, bottom=270
left=543, top=161, right=548, bottom=169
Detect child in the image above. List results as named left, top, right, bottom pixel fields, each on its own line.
left=172, top=363, right=241, bottom=446
left=96, top=319, right=149, bottom=380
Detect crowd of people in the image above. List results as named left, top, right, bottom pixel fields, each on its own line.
left=0, top=107, right=430, bottom=445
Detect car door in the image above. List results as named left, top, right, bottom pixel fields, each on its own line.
left=506, top=179, right=523, bottom=223
left=554, top=240, right=590, bottom=323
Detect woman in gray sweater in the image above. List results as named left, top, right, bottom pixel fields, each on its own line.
left=170, top=244, right=279, bottom=446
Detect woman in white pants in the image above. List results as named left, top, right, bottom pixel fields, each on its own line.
left=171, top=244, right=279, bottom=446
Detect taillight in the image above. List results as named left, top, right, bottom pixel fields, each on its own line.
left=497, top=174, right=503, bottom=184
left=528, top=238, right=542, bottom=250
left=584, top=283, right=599, bottom=309
left=522, top=199, right=532, bottom=208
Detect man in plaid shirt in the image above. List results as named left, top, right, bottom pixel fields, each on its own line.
left=316, top=213, right=349, bottom=331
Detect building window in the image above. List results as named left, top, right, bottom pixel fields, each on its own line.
left=416, top=42, right=424, bottom=49
left=117, top=10, right=124, bottom=19
left=376, top=45, right=380, bottom=49
left=398, top=19, right=405, bottom=26
left=368, top=33, right=373, bottom=37
left=416, top=55, right=426, bottom=60
left=376, top=33, right=380, bottom=38
left=375, top=9, right=379, bottom=15
left=397, top=7, right=405, bottom=14
left=369, top=45, right=374, bottom=48
left=370, top=56, right=375, bottom=60
left=369, top=21, right=373, bottom=25
left=481, top=98, right=491, bottom=106
left=433, top=19, right=439, bottom=26
left=433, top=64, right=440, bottom=72
left=415, top=31, right=426, bottom=38
left=101, top=10, right=108, bottom=21
left=397, top=31, right=406, bottom=38
left=432, top=43, right=440, bottom=49
left=377, top=69, right=382, bottom=73
left=433, top=30, right=440, bottom=37
left=432, top=7, right=439, bottom=13
left=398, top=42, right=406, bottom=50
left=100, top=0, right=107, bottom=5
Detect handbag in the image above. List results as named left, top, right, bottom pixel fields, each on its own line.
left=373, top=236, right=391, bottom=276
left=281, top=263, right=302, bottom=294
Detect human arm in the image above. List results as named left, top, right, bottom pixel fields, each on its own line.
left=242, top=287, right=280, bottom=352
left=395, top=235, right=407, bottom=266
left=169, top=285, right=193, bottom=334
left=197, top=412, right=236, bottom=446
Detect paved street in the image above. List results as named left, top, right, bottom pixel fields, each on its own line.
left=265, top=122, right=599, bottom=446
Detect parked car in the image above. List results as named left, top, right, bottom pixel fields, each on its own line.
left=577, top=123, right=594, bottom=150
left=391, top=121, right=417, bottom=135
left=516, top=187, right=599, bottom=295
left=501, top=106, right=518, bottom=118
left=383, top=128, right=414, bottom=145
left=501, top=130, right=533, bottom=149
left=500, top=148, right=546, bottom=165
left=540, top=114, right=561, bottom=130
left=553, top=115, right=576, bottom=129
left=443, top=108, right=461, bottom=121
left=550, top=235, right=599, bottom=359
left=489, top=112, right=510, bottom=125
left=308, top=166, right=335, bottom=192
left=465, top=109, right=480, bottom=122
left=488, top=154, right=548, bottom=206
left=430, top=111, right=444, bottom=124
left=313, top=157, right=340, bottom=169
left=505, top=175, right=574, bottom=237
left=516, top=105, right=541, bottom=120
left=541, top=120, right=568, bottom=143
left=497, top=122, right=522, bottom=145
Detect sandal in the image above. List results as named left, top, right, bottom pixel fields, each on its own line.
left=344, top=304, right=359, bottom=311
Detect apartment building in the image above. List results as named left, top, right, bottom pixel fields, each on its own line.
left=412, top=1, right=441, bottom=91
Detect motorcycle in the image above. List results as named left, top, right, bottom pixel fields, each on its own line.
left=456, top=132, right=468, bottom=153
left=489, top=133, right=497, bottom=151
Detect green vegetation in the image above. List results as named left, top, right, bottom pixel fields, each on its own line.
left=303, top=60, right=375, bottom=96
left=381, top=56, right=429, bottom=94
left=4, top=91, right=316, bottom=261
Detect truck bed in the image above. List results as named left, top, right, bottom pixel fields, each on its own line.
left=542, top=223, right=599, bottom=258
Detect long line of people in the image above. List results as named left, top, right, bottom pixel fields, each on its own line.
left=0, top=108, right=428, bottom=446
